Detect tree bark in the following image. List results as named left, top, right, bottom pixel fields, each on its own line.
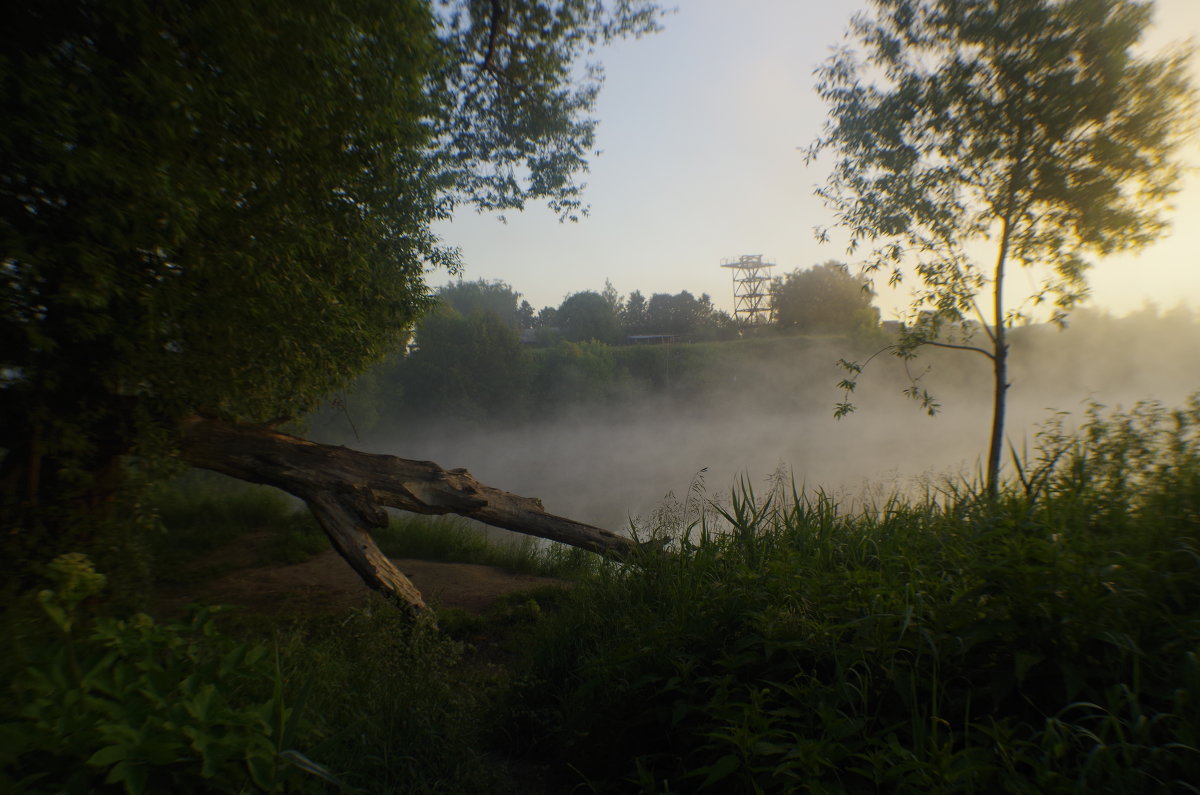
left=176, top=415, right=638, bottom=612
left=987, top=211, right=1014, bottom=501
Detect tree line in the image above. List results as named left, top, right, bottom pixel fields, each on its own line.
left=322, top=297, right=1200, bottom=443
left=427, top=259, right=881, bottom=347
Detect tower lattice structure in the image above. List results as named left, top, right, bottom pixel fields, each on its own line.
left=721, top=254, right=776, bottom=325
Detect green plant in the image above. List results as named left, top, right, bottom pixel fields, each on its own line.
left=279, top=599, right=512, bottom=794
left=375, top=514, right=596, bottom=578
left=1, top=554, right=333, bottom=794
left=257, top=512, right=330, bottom=567
left=506, top=398, right=1200, bottom=792
left=815, top=0, right=1196, bottom=497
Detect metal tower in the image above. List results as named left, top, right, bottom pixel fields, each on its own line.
left=720, top=254, right=776, bottom=325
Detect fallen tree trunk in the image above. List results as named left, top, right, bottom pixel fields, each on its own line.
left=177, top=415, right=638, bottom=612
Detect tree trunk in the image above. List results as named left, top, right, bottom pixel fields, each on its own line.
left=176, top=416, right=639, bottom=612
left=988, top=328, right=1008, bottom=500
left=987, top=214, right=1013, bottom=500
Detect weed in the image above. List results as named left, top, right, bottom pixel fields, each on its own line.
left=0, top=554, right=330, bottom=794
left=375, top=514, right=597, bottom=578
left=507, top=398, right=1200, bottom=792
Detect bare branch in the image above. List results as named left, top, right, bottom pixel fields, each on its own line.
left=922, top=339, right=996, bottom=360
left=176, top=416, right=638, bottom=611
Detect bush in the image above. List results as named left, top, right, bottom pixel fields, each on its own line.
left=0, top=554, right=332, bottom=793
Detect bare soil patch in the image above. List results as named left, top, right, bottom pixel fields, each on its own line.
left=156, top=532, right=570, bottom=617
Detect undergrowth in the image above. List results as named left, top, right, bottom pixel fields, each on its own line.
left=147, top=471, right=590, bottom=581
left=374, top=515, right=597, bottom=578
left=5, top=397, right=1198, bottom=793
left=506, top=397, right=1200, bottom=793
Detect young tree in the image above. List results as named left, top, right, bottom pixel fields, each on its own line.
left=810, top=0, right=1196, bottom=497
left=2, top=0, right=658, bottom=607
left=772, top=261, right=879, bottom=333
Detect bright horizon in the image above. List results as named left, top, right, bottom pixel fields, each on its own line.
left=431, top=0, right=1200, bottom=323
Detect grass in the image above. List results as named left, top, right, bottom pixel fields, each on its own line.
left=5, top=396, right=1198, bottom=793
left=373, top=514, right=598, bottom=578
left=145, top=471, right=309, bottom=585
left=502, top=396, right=1200, bottom=792
left=272, top=601, right=513, bottom=794
left=147, top=470, right=591, bottom=586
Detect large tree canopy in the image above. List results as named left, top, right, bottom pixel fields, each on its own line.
left=772, top=262, right=878, bottom=334
left=4, top=1, right=439, bottom=437
left=558, top=290, right=624, bottom=343
left=1, top=0, right=658, bottom=598
left=435, top=279, right=525, bottom=328
left=811, top=0, right=1196, bottom=496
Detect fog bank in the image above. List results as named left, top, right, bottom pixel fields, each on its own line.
left=333, top=309, right=1200, bottom=531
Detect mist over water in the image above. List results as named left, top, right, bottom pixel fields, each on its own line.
left=334, top=308, right=1200, bottom=532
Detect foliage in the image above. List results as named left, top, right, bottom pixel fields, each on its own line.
left=811, top=0, right=1196, bottom=495
left=530, top=339, right=634, bottom=409
left=400, top=304, right=530, bottom=421
left=508, top=397, right=1200, bottom=792
left=1, top=555, right=330, bottom=794
left=3, top=0, right=440, bottom=437
left=1, top=0, right=660, bottom=562
left=143, top=473, right=325, bottom=587
left=342, top=328, right=907, bottom=436
left=24, top=391, right=1199, bottom=793
left=275, top=602, right=509, bottom=794
left=623, top=290, right=650, bottom=332
left=772, top=261, right=879, bottom=334
left=558, top=290, right=626, bottom=344
left=436, top=280, right=526, bottom=328
left=430, top=0, right=661, bottom=221
left=374, top=514, right=597, bottom=578
left=643, top=291, right=736, bottom=339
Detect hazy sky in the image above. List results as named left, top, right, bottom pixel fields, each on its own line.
left=432, top=0, right=1200, bottom=321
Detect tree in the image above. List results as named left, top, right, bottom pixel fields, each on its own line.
left=772, top=261, right=878, bottom=333
left=535, top=305, right=561, bottom=328
left=645, top=292, right=696, bottom=335
left=601, top=278, right=624, bottom=316
left=810, top=0, right=1196, bottom=498
left=622, top=290, right=649, bottom=333
left=402, top=305, right=529, bottom=420
left=2, top=0, right=659, bottom=608
left=558, top=290, right=624, bottom=343
left=436, top=280, right=525, bottom=328
left=517, top=300, right=536, bottom=330
left=637, top=290, right=735, bottom=338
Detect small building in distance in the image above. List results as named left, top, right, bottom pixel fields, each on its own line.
left=627, top=333, right=681, bottom=345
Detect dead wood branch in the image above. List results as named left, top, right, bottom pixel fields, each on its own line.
left=176, top=416, right=637, bottom=611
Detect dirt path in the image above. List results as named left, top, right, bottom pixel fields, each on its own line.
left=157, top=533, right=570, bottom=617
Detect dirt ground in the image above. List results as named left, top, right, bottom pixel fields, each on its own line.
left=156, top=532, right=569, bottom=617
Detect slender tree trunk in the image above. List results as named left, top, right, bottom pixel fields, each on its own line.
left=987, top=217, right=1012, bottom=500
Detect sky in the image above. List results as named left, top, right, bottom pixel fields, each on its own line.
left=431, top=0, right=1200, bottom=322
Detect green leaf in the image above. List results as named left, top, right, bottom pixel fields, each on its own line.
left=697, top=753, right=741, bottom=789
left=87, top=743, right=129, bottom=767
left=279, top=749, right=346, bottom=787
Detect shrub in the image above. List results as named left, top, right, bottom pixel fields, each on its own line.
left=0, top=554, right=332, bottom=794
